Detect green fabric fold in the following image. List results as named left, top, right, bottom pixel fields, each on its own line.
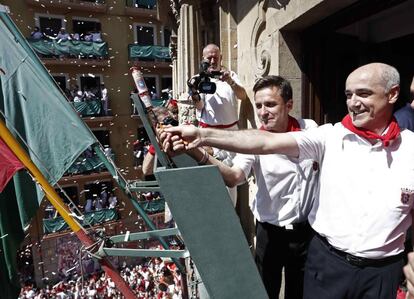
left=128, top=44, right=170, bottom=60
left=43, top=209, right=119, bottom=233
left=28, top=39, right=109, bottom=57
left=73, top=98, right=102, bottom=116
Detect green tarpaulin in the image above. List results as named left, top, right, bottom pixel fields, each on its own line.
left=141, top=198, right=165, bottom=214
left=43, top=209, right=118, bottom=233
left=66, top=153, right=114, bottom=175
left=28, top=39, right=109, bottom=57
left=0, top=11, right=97, bottom=297
left=73, top=98, right=102, bottom=116
left=129, top=45, right=170, bottom=60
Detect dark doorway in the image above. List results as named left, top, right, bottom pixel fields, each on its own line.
left=302, top=0, right=414, bottom=124
left=53, top=75, right=67, bottom=91
left=38, top=16, right=63, bottom=37
left=73, top=19, right=101, bottom=36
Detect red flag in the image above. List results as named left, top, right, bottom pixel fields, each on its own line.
left=0, top=137, right=24, bottom=192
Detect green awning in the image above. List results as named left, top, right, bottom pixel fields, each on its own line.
left=128, top=44, right=170, bottom=60
left=43, top=209, right=118, bottom=234
left=28, top=39, right=109, bottom=57
left=73, top=98, right=102, bottom=116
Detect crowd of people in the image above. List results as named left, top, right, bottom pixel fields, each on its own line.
left=30, top=27, right=103, bottom=43
left=63, top=83, right=109, bottom=116
left=19, top=256, right=184, bottom=298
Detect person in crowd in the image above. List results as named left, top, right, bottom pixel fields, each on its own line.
left=56, top=28, right=70, bottom=42
left=108, top=192, right=118, bottom=209
left=394, top=76, right=414, bottom=297
left=70, top=32, right=80, bottom=41
left=83, top=31, right=93, bottom=42
left=161, top=75, right=318, bottom=299
left=91, top=31, right=102, bottom=42
left=30, top=26, right=43, bottom=40
left=100, top=189, right=108, bottom=209
left=100, top=83, right=109, bottom=116
left=73, top=90, right=84, bottom=103
left=164, top=63, right=414, bottom=299
left=395, top=76, right=414, bottom=130
left=84, top=198, right=93, bottom=213
left=188, top=43, right=248, bottom=206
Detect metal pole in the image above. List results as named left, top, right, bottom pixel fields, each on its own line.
left=0, top=119, right=137, bottom=299
left=93, top=144, right=185, bottom=273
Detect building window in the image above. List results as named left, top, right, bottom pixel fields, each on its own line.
left=52, top=74, right=68, bottom=91
left=77, top=74, right=103, bottom=97
left=144, top=76, right=157, bottom=97
left=72, top=18, right=101, bottom=38
left=131, top=0, right=157, bottom=9
left=92, top=130, right=110, bottom=149
left=163, top=28, right=171, bottom=47
left=134, top=24, right=156, bottom=46
left=36, top=14, right=64, bottom=38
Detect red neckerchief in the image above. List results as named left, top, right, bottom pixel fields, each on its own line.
left=341, top=114, right=400, bottom=147
left=260, top=115, right=301, bottom=132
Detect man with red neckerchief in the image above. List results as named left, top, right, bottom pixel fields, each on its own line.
left=163, top=63, right=414, bottom=299
left=162, top=75, right=318, bottom=299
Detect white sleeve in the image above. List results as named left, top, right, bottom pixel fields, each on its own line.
left=288, top=124, right=331, bottom=163
left=232, top=153, right=256, bottom=180
left=230, top=71, right=243, bottom=86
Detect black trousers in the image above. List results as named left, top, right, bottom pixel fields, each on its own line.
left=255, top=221, right=312, bottom=299
left=304, top=234, right=404, bottom=299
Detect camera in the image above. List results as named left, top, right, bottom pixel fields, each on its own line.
left=187, top=60, right=223, bottom=94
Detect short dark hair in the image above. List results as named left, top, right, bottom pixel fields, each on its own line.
left=253, top=75, right=292, bottom=103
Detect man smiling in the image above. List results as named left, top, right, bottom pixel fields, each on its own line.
left=164, top=63, right=414, bottom=299
left=163, top=75, right=318, bottom=299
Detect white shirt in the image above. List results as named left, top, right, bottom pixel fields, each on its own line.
left=291, top=123, right=414, bottom=258
left=233, top=118, right=318, bottom=226
left=197, top=71, right=241, bottom=126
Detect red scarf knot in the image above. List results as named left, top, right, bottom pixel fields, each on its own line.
left=341, top=114, right=400, bottom=147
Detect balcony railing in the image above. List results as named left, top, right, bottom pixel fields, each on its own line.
left=128, top=44, right=170, bottom=60
left=65, top=152, right=114, bottom=175
left=28, top=38, right=109, bottom=59
left=43, top=208, right=118, bottom=234
left=73, top=98, right=105, bottom=117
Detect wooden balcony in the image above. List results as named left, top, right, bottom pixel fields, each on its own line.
left=25, top=0, right=107, bottom=13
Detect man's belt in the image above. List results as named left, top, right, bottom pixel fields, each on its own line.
left=316, top=233, right=404, bottom=267
left=198, top=120, right=238, bottom=129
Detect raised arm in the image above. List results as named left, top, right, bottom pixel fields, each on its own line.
left=164, top=125, right=299, bottom=158
left=158, top=128, right=246, bottom=187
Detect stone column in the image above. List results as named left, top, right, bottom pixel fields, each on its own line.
left=176, top=0, right=202, bottom=125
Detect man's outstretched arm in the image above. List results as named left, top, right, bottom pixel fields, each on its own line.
left=164, top=125, right=300, bottom=158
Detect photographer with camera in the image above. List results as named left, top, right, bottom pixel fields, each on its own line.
left=188, top=44, right=247, bottom=129
left=188, top=44, right=248, bottom=206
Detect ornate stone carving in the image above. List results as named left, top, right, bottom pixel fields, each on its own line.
left=250, top=0, right=272, bottom=79
left=169, top=0, right=180, bottom=24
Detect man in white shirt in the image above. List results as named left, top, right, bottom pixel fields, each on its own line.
left=189, top=44, right=248, bottom=206
left=163, top=75, right=318, bottom=299
left=164, top=63, right=414, bottom=299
